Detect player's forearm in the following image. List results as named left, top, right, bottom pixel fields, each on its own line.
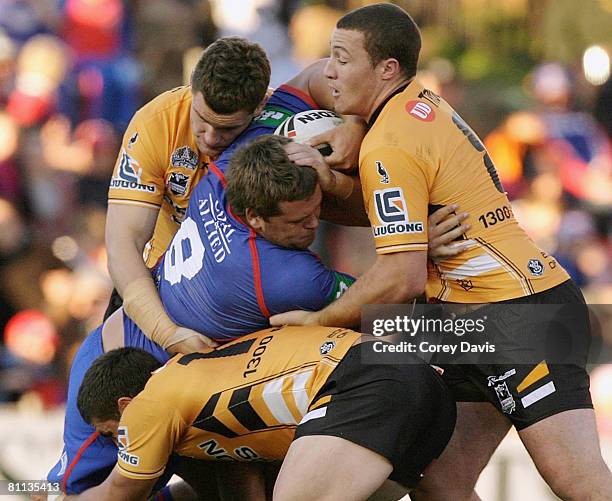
left=317, top=254, right=426, bottom=327
left=64, top=471, right=152, bottom=501
left=105, top=205, right=180, bottom=347
left=63, top=484, right=112, bottom=500
left=105, top=203, right=158, bottom=296
left=106, top=239, right=152, bottom=297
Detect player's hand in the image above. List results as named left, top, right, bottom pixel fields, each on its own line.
left=283, top=142, right=336, bottom=193
left=30, top=494, right=48, bottom=501
left=269, top=310, right=319, bottom=327
left=428, top=204, right=472, bottom=260
left=165, top=327, right=219, bottom=354
left=306, top=117, right=366, bottom=171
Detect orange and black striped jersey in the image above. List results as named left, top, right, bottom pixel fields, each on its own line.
left=115, top=325, right=359, bottom=480
left=360, top=80, right=569, bottom=303
left=108, top=86, right=209, bottom=267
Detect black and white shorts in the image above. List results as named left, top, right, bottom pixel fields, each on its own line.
left=438, top=280, right=593, bottom=430
left=295, top=342, right=457, bottom=488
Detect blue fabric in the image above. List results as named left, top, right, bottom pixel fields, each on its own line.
left=47, top=318, right=169, bottom=494
left=157, top=88, right=355, bottom=341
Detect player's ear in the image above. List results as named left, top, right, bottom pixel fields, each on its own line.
left=245, top=208, right=264, bottom=231
left=378, top=58, right=401, bottom=81
left=117, top=397, right=133, bottom=414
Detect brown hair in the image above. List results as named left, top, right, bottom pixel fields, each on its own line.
left=226, top=135, right=319, bottom=220
left=191, top=37, right=271, bottom=114
left=337, top=3, right=421, bottom=79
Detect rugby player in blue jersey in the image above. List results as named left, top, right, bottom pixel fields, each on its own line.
left=47, top=45, right=468, bottom=500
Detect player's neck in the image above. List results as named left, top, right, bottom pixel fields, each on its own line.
left=366, top=77, right=414, bottom=124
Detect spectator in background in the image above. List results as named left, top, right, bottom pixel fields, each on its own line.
left=56, top=0, right=141, bottom=132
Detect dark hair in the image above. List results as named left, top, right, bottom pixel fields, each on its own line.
left=337, top=3, right=421, bottom=79
left=77, top=348, right=161, bottom=424
left=226, top=135, right=319, bottom=220
left=191, top=37, right=271, bottom=114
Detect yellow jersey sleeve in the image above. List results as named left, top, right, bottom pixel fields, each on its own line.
left=115, top=396, right=183, bottom=480
left=108, top=111, right=167, bottom=209
left=360, top=146, right=429, bottom=254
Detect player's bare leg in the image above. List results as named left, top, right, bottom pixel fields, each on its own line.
left=410, top=402, right=511, bottom=501
left=215, top=462, right=267, bottom=501
left=519, top=408, right=612, bottom=500
left=273, top=435, right=393, bottom=501
left=168, top=480, right=198, bottom=500
left=367, top=480, right=409, bottom=500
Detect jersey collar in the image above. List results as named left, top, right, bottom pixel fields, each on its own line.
left=367, top=80, right=412, bottom=128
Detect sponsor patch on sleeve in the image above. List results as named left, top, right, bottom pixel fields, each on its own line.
left=372, top=187, right=424, bottom=237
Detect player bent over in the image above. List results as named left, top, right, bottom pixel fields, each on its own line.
left=66, top=326, right=455, bottom=501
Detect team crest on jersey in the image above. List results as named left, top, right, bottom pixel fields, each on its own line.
left=372, top=188, right=423, bottom=237
left=405, top=100, right=436, bottom=122
left=527, top=259, right=544, bottom=276
left=320, top=341, right=336, bottom=355
left=117, top=426, right=140, bottom=466
left=167, top=172, right=190, bottom=196
left=110, top=149, right=157, bottom=193
left=171, top=146, right=199, bottom=169
left=375, top=160, right=390, bottom=184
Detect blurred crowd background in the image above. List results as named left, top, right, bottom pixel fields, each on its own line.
left=0, top=0, right=610, bottom=439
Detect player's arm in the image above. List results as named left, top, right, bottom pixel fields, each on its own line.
left=105, top=204, right=217, bottom=353
left=286, top=59, right=366, bottom=171
left=271, top=251, right=426, bottom=328
left=105, top=203, right=176, bottom=345
left=63, top=466, right=155, bottom=501
left=283, top=141, right=369, bottom=226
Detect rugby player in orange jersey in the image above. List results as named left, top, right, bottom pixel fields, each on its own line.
left=271, top=4, right=612, bottom=500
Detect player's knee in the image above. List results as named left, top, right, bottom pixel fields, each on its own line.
left=411, top=478, right=478, bottom=501
left=543, top=459, right=612, bottom=500
left=412, top=462, right=481, bottom=501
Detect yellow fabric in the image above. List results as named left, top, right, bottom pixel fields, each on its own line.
left=108, top=86, right=209, bottom=267
left=122, top=277, right=176, bottom=347
left=359, top=81, right=569, bottom=302
left=517, top=361, right=550, bottom=393
left=116, top=326, right=359, bottom=480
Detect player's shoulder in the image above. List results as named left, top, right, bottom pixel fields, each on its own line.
left=258, top=245, right=331, bottom=293
left=133, top=86, right=192, bottom=125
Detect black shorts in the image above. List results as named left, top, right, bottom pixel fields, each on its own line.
left=439, top=280, right=593, bottom=430
left=294, top=342, right=457, bottom=488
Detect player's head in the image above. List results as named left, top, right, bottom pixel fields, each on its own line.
left=325, top=3, right=420, bottom=118
left=190, top=37, right=271, bottom=159
left=227, top=135, right=321, bottom=250
left=77, top=348, right=161, bottom=439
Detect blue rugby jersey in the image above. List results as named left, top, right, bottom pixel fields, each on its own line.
left=47, top=315, right=169, bottom=493
left=156, top=86, right=355, bottom=342
left=47, top=86, right=355, bottom=494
